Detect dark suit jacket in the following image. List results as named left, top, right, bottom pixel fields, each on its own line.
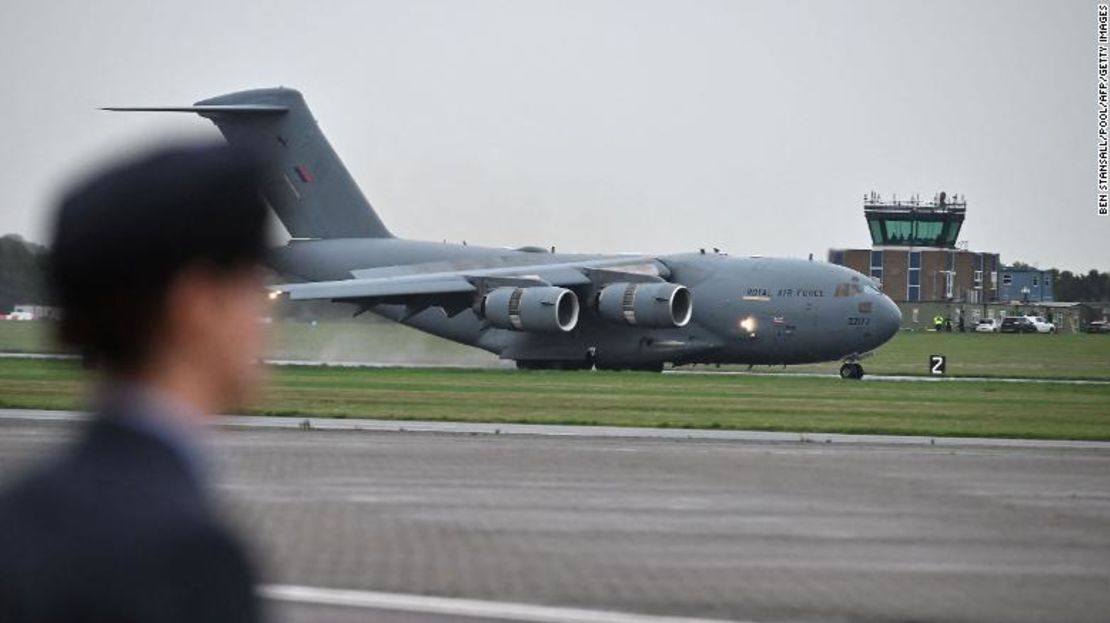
left=0, top=411, right=261, bottom=623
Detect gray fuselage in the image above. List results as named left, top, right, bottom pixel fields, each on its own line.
left=270, top=238, right=902, bottom=368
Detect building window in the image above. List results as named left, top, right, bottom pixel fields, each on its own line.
left=870, top=250, right=883, bottom=282
left=974, top=270, right=983, bottom=284
left=907, top=251, right=921, bottom=301
left=1032, top=275, right=1039, bottom=287
left=946, top=253, right=956, bottom=299
left=830, top=250, right=844, bottom=265
left=1002, top=273, right=1012, bottom=286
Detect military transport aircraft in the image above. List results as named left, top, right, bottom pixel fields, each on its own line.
left=107, top=88, right=900, bottom=378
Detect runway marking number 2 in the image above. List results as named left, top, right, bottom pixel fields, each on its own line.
left=929, top=355, right=947, bottom=376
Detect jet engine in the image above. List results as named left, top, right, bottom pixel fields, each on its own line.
left=482, top=286, right=580, bottom=333
left=595, top=282, right=693, bottom=328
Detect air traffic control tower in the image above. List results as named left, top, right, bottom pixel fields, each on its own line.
left=829, top=191, right=1000, bottom=304
left=864, top=191, right=965, bottom=248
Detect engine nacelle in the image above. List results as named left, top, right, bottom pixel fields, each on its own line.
left=482, top=286, right=580, bottom=333
left=595, top=282, right=693, bottom=328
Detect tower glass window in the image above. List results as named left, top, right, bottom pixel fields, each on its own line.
left=864, top=192, right=965, bottom=248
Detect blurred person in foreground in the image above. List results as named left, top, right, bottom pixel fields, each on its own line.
left=0, top=144, right=271, bottom=622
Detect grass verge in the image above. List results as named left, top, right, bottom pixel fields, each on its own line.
left=1, top=358, right=1108, bottom=441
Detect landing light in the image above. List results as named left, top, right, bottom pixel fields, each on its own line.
left=739, top=316, right=758, bottom=335
left=267, top=290, right=283, bottom=301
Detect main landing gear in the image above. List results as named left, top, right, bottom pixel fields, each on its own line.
left=839, top=362, right=865, bottom=380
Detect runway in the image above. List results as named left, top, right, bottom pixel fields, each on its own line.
left=1, top=411, right=1108, bottom=622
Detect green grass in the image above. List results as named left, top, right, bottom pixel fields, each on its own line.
left=3, top=320, right=1109, bottom=379
left=738, top=332, right=1110, bottom=380
left=2, top=359, right=1108, bottom=441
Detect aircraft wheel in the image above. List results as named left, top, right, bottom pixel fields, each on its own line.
left=840, top=363, right=864, bottom=380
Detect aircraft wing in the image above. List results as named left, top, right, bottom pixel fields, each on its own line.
left=274, top=255, right=669, bottom=311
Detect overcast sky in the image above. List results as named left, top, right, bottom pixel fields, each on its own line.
left=0, top=1, right=1101, bottom=270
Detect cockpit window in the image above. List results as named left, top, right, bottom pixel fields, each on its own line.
left=835, top=282, right=868, bottom=297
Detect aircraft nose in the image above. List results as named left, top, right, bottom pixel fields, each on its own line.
left=875, top=294, right=901, bottom=343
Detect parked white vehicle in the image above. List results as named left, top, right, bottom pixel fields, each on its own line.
left=975, top=318, right=1001, bottom=333
left=1023, top=316, right=1056, bottom=333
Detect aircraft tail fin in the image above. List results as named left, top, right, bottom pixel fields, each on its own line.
left=104, top=88, right=392, bottom=240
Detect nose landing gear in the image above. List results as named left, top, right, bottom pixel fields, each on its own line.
left=839, top=362, right=865, bottom=380
left=839, top=351, right=872, bottom=380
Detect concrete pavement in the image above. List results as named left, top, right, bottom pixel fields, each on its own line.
left=0, top=413, right=1107, bottom=622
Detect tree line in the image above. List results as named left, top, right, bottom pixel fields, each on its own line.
left=1054, top=270, right=1110, bottom=302
left=0, top=234, right=50, bottom=312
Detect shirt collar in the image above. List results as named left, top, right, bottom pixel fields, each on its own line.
left=95, top=382, right=209, bottom=484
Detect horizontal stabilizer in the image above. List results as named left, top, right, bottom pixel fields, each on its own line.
left=101, top=105, right=288, bottom=114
